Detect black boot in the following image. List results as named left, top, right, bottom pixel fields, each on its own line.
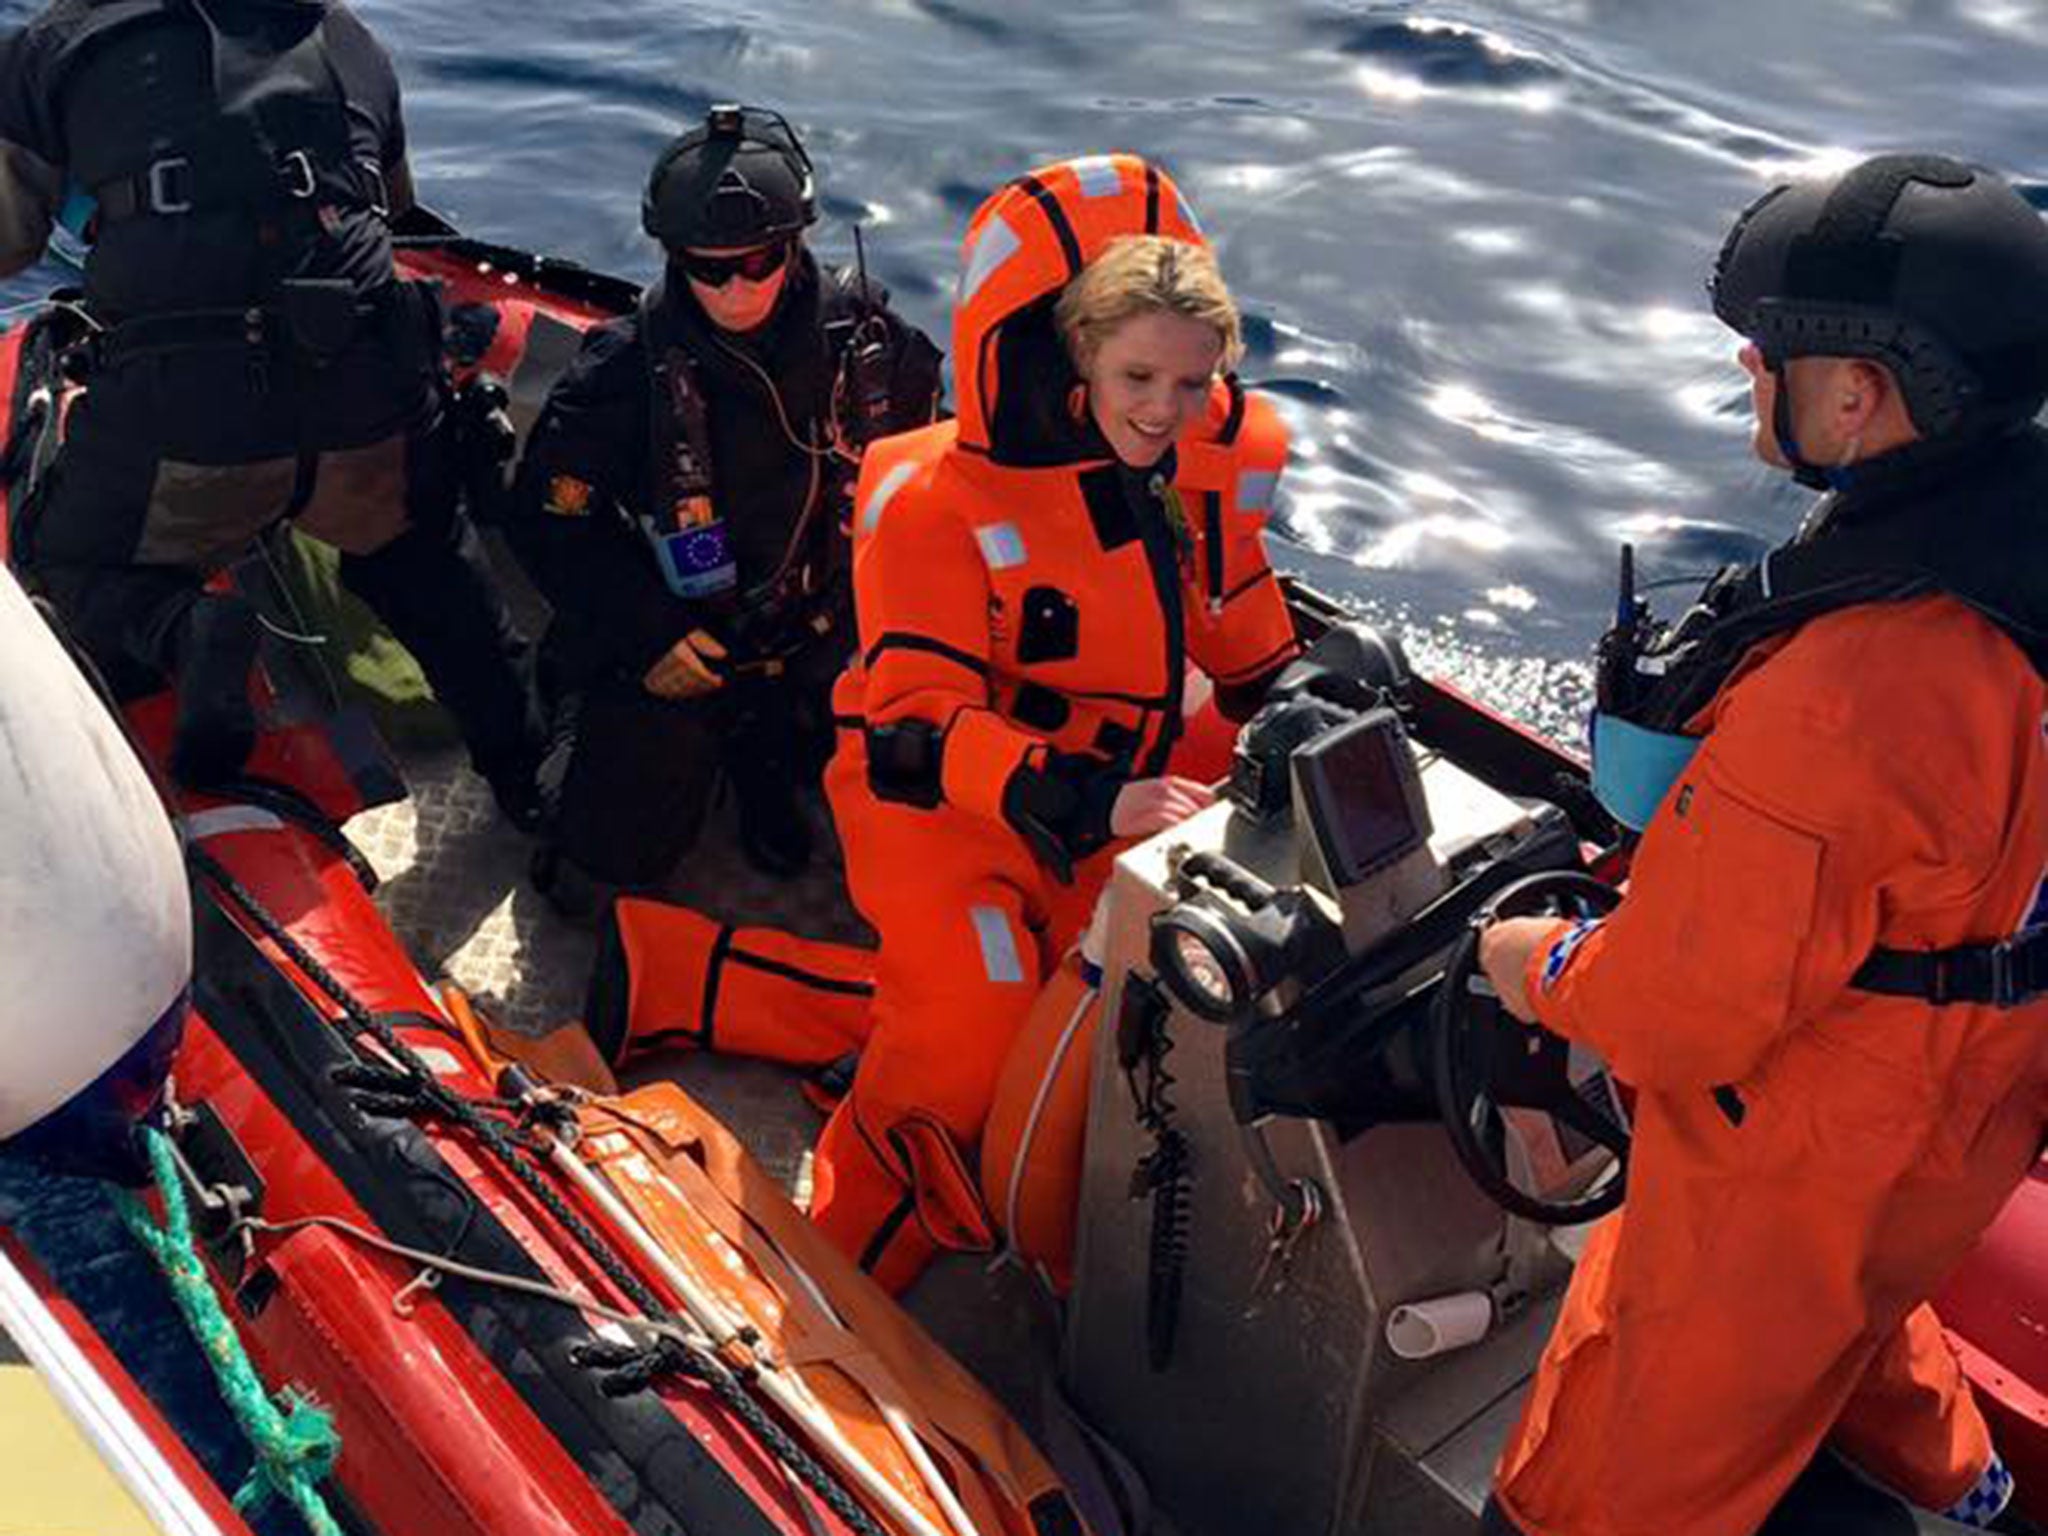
left=168, top=593, right=263, bottom=788
left=528, top=842, right=611, bottom=926
left=486, top=761, right=547, bottom=834
left=733, top=758, right=813, bottom=879
left=341, top=510, right=544, bottom=830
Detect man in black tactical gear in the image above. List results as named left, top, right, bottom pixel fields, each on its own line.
left=505, top=104, right=942, bottom=901
left=0, top=0, right=543, bottom=817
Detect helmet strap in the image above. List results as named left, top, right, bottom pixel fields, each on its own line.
left=1770, top=360, right=1833, bottom=491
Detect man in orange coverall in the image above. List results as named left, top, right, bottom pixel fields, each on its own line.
left=1477, top=154, right=2048, bottom=1536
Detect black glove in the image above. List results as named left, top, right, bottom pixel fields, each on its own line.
left=1000, top=749, right=1122, bottom=885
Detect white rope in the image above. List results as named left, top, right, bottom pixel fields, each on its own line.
left=226, top=1210, right=695, bottom=1348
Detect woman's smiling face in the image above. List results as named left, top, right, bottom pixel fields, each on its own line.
left=1081, top=309, right=1224, bottom=468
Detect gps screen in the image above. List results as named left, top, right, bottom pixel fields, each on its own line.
left=1296, top=711, right=1428, bottom=885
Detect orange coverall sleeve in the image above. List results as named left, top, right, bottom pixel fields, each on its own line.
left=1520, top=606, right=2005, bottom=1091
left=852, top=469, right=1043, bottom=825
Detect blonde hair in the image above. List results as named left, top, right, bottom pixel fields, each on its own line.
left=1055, top=235, right=1244, bottom=375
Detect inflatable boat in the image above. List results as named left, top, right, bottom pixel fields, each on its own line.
left=0, top=211, right=1085, bottom=1536
left=1, top=208, right=2043, bottom=1536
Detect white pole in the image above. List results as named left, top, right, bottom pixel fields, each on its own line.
left=540, top=1133, right=982, bottom=1536
left=0, top=1246, right=234, bottom=1536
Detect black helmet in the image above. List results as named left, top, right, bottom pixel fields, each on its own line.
left=641, top=105, right=817, bottom=252
left=1709, top=154, right=2048, bottom=441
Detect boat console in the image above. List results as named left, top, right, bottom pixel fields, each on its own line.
left=1063, top=626, right=1622, bottom=1536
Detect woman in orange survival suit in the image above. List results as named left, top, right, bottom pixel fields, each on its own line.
left=810, top=155, right=1301, bottom=1290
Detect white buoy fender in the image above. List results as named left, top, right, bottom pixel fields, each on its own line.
left=0, top=568, right=189, bottom=1177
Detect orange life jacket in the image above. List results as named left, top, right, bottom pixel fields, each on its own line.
left=439, top=989, right=1077, bottom=1536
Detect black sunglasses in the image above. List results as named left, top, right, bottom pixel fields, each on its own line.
left=677, top=239, right=794, bottom=287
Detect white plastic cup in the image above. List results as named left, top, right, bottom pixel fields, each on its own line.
left=1385, top=1291, right=1495, bottom=1361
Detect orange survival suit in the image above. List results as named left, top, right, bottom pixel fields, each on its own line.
left=803, top=155, right=1299, bottom=1289
left=1493, top=436, right=2048, bottom=1536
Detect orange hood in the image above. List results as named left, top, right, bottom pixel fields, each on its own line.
left=951, top=154, right=1207, bottom=464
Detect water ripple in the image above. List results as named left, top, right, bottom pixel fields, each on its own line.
left=1326, top=16, right=1565, bottom=89
left=6, top=0, right=2042, bottom=677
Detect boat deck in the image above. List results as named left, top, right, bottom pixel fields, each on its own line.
left=347, top=736, right=851, bottom=1191
left=346, top=722, right=1074, bottom=1490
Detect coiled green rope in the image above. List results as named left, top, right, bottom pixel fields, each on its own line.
left=112, top=1125, right=344, bottom=1536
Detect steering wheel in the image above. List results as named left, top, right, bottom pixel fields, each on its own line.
left=1431, top=869, right=1629, bottom=1226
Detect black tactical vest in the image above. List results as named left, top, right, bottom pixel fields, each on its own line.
left=1602, top=425, right=2048, bottom=735
left=47, top=0, right=394, bottom=318
left=639, top=260, right=912, bottom=617
left=1593, top=427, right=2048, bottom=1011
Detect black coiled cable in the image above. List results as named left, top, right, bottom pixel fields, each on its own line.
left=1124, top=997, right=1192, bottom=1373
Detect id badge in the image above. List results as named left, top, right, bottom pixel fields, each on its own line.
left=652, top=520, right=737, bottom=600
